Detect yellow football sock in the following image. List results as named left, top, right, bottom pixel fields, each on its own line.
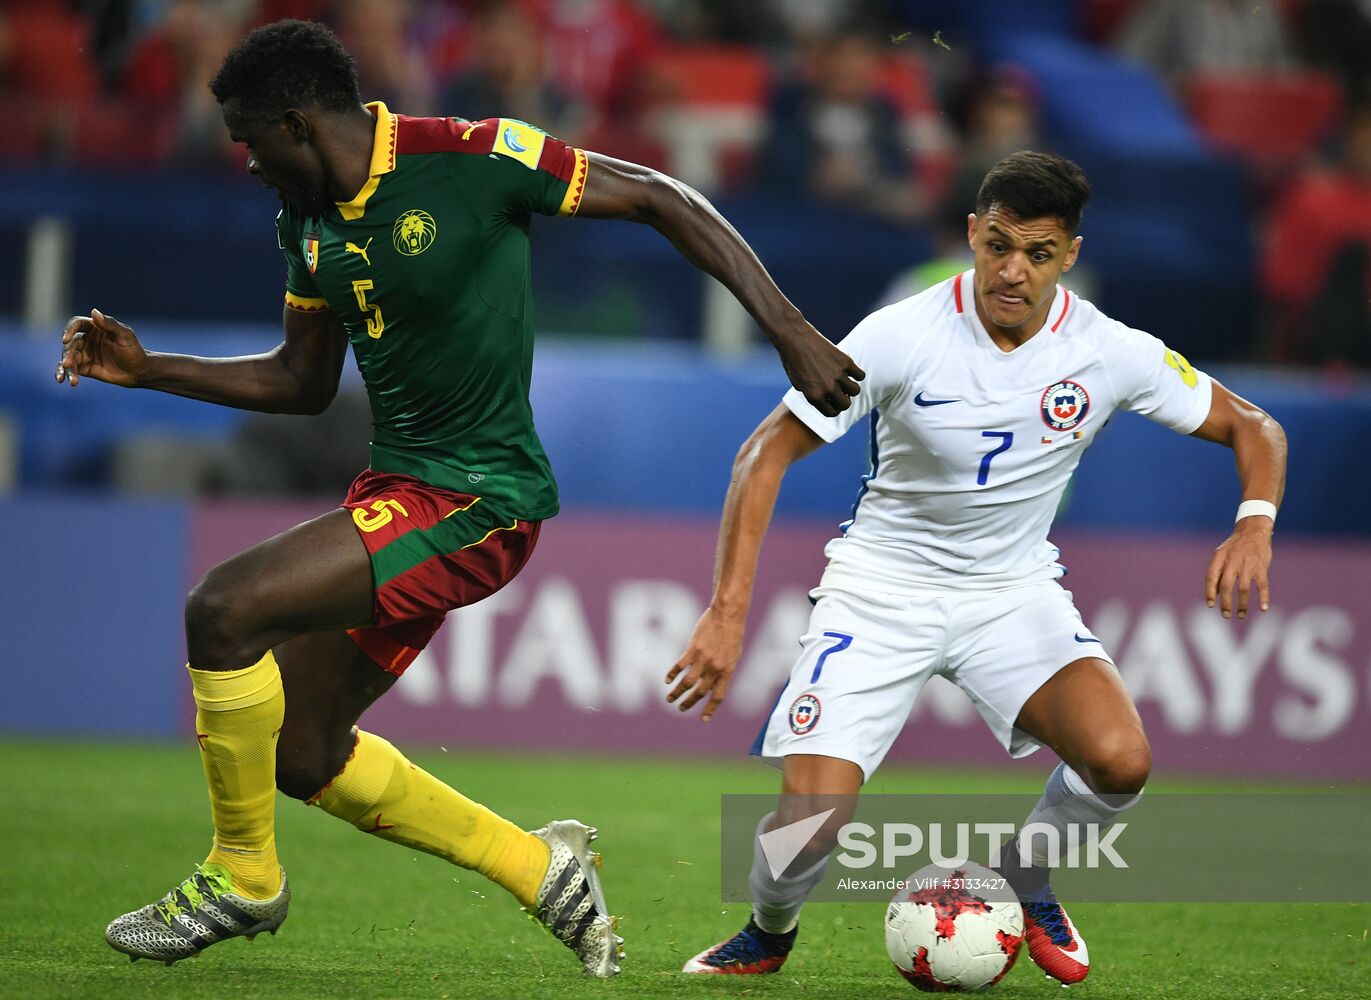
left=189, top=652, right=284, bottom=901
left=310, top=730, right=550, bottom=907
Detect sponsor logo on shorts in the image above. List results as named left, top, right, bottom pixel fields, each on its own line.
left=789, top=693, right=822, bottom=735
left=1041, top=379, right=1089, bottom=431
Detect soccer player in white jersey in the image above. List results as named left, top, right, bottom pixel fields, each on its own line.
left=664, top=152, right=1287, bottom=984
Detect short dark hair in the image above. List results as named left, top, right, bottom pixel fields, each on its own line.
left=976, top=151, right=1092, bottom=233
left=210, top=20, right=360, bottom=121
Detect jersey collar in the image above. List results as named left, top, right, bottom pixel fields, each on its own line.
left=957, top=269, right=1068, bottom=358
left=336, top=101, right=398, bottom=221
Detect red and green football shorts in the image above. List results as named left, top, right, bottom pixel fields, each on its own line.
left=340, top=469, right=541, bottom=675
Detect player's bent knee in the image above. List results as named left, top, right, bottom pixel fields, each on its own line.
left=275, top=759, right=331, bottom=801
left=185, top=582, right=236, bottom=660
left=275, top=727, right=359, bottom=800
left=184, top=572, right=267, bottom=667
left=275, top=748, right=341, bottom=801
left=1084, top=738, right=1151, bottom=795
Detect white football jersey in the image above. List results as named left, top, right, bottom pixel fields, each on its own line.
left=783, top=270, right=1213, bottom=592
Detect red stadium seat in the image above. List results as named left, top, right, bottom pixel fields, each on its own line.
left=652, top=46, right=770, bottom=108
left=877, top=53, right=936, bottom=116
left=649, top=46, right=771, bottom=191
left=66, top=100, right=173, bottom=169
left=1184, top=72, right=1345, bottom=178
left=0, top=0, right=66, bottom=10
left=877, top=54, right=954, bottom=202
left=0, top=97, right=51, bottom=162
left=3, top=7, right=99, bottom=102
left=1079, top=0, right=1145, bottom=44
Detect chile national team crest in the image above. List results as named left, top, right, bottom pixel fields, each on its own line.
left=789, top=693, right=822, bottom=735
left=1040, top=380, right=1090, bottom=432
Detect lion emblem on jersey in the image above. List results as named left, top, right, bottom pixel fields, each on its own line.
left=393, top=209, right=437, bottom=256
left=1040, top=379, right=1090, bottom=431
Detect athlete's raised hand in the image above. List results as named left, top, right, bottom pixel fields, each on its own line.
left=1204, top=517, right=1274, bottom=619
left=56, top=309, right=148, bottom=389
left=665, top=606, right=746, bottom=722
left=774, top=320, right=865, bottom=417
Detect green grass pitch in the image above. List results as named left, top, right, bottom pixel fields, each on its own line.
left=1, top=740, right=1365, bottom=999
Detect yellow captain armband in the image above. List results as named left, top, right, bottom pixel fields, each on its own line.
left=1163, top=347, right=1198, bottom=388
left=285, top=291, right=330, bottom=312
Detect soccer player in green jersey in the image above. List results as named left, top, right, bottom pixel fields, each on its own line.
left=55, top=20, right=863, bottom=976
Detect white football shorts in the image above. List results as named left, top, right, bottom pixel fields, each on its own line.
left=751, top=580, right=1116, bottom=781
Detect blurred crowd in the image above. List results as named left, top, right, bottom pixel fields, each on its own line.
left=2, top=0, right=1370, bottom=367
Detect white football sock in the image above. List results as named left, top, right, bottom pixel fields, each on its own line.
left=748, top=812, right=830, bottom=935
left=1018, top=762, right=1142, bottom=869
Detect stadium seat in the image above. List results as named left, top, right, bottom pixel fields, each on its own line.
left=1078, top=0, right=1144, bottom=44
left=1184, top=72, right=1344, bottom=179
left=876, top=52, right=936, bottom=116
left=650, top=46, right=770, bottom=192
left=2, top=7, right=99, bottom=102
left=875, top=52, right=955, bottom=199
left=0, top=97, right=51, bottom=162
left=67, top=100, right=173, bottom=169
left=653, top=45, right=770, bottom=107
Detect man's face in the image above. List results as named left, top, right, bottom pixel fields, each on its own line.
left=967, top=206, right=1081, bottom=333
left=223, top=103, right=329, bottom=218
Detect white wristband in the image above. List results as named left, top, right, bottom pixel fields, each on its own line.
left=1235, top=500, right=1278, bottom=524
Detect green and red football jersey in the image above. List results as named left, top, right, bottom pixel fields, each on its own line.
left=275, top=102, right=589, bottom=520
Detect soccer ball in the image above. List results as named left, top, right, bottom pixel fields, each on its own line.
left=884, top=861, right=1024, bottom=992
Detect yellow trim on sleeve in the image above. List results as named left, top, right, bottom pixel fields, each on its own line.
left=285, top=291, right=330, bottom=312
left=558, top=148, right=589, bottom=216
left=337, top=101, right=398, bottom=221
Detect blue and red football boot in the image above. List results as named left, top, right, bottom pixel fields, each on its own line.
left=1021, top=885, right=1090, bottom=985
left=682, top=917, right=797, bottom=974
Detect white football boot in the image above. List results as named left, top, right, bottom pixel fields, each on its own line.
left=528, top=820, right=623, bottom=977
left=105, top=863, right=288, bottom=964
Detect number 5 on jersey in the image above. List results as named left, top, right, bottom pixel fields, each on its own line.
left=352, top=279, right=385, bottom=339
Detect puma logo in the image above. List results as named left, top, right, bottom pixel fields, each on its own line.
left=345, top=237, right=373, bottom=266
left=367, top=812, right=396, bottom=833
left=462, top=121, right=486, bottom=140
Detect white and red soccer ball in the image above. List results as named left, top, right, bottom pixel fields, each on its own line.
left=885, top=862, right=1024, bottom=992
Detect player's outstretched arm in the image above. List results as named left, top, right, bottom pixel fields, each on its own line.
left=574, top=152, right=864, bottom=417
left=1190, top=380, right=1288, bottom=619
left=666, top=406, right=824, bottom=720
left=57, top=306, right=349, bottom=415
